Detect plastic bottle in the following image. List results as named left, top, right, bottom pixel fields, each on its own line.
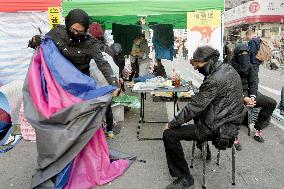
left=171, top=69, right=176, bottom=86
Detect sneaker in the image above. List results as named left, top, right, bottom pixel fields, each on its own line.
left=254, top=130, right=264, bottom=143
left=107, top=131, right=115, bottom=139
left=165, top=176, right=194, bottom=189
left=234, top=138, right=242, bottom=151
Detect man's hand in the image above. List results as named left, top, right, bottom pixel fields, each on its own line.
left=164, top=123, right=170, bottom=131
left=119, top=78, right=124, bottom=85
left=250, top=97, right=256, bottom=106
left=244, top=97, right=255, bottom=107
left=112, top=89, right=121, bottom=97
left=28, top=35, right=41, bottom=49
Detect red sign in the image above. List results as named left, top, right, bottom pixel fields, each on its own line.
left=249, top=2, right=260, bottom=13
left=0, top=0, right=61, bottom=12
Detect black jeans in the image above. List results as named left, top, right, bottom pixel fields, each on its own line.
left=106, top=104, right=114, bottom=132
left=251, top=64, right=260, bottom=83
left=129, top=58, right=139, bottom=81
left=251, top=64, right=260, bottom=74
left=254, top=92, right=277, bottom=131
left=163, top=124, right=210, bottom=178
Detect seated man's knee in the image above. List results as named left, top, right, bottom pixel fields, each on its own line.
left=163, top=129, right=178, bottom=143
left=163, top=129, right=172, bottom=139
left=271, top=98, right=277, bottom=109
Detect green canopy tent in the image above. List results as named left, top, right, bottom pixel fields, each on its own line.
left=62, top=0, right=224, bottom=29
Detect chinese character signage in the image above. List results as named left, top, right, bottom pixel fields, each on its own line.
left=186, top=10, right=222, bottom=59
left=48, top=7, right=61, bottom=28
left=187, top=10, right=221, bottom=29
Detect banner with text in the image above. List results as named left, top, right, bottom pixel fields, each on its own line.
left=187, top=10, right=222, bottom=60
left=48, top=7, right=61, bottom=29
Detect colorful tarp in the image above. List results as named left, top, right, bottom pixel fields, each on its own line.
left=23, top=37, right=134, bottom=188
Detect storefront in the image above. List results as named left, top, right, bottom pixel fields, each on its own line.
left=224, top=0, right=284, bottom=42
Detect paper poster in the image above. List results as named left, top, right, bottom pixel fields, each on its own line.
left=48, top=7, right=61, bottom=28
left=187, top=10, right=222, bottom=59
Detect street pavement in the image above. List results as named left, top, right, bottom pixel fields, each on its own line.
left=0, top=58, right=284, bottom=189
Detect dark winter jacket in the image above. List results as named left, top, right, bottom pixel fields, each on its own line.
left=169, top=61, right=246, bottom=133
left=47, top=25, right=117, bottom=86
left=248, top=37, right=262, bottom=65
left=231, top=44, right=258, bottom=98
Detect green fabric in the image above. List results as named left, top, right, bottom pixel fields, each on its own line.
left=62, top=0, right=224, bottom=16
left=63, top=0, right=224, bottom=29
left=112, top=23, right=142, bottom=55
left=112, top=95, right=140, bottom=108
left=89, top=14, right=187, bottom=29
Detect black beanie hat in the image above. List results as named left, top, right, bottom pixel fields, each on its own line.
left=192, top=46, right=220, bottom=62
left=65, top=9, right=89, bottom=31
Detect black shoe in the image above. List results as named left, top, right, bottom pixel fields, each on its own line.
left=254, top=135, right=264, bottom=143
left=254, top=130, right=265, bottom=143
left=165, top=176, right=194, bottom=189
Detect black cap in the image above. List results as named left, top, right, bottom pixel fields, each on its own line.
left=192, top=46, right=220, bottom=62
left=65, top=9, right=89, bottom=31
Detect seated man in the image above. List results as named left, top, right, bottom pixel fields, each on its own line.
left=163, top=46, right=246, bottom=189
left=231, top=44, right=277, bottom=143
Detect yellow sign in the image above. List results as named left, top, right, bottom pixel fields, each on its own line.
left=48, top=7, right=61, bottom=29
left=187, top=10, right=221, bottom=29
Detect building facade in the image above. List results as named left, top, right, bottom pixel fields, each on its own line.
left=225, top=0, right=253, bottom=10
left=224, top=0, right=284, bottom=45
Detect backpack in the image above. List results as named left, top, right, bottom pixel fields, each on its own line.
left=212, top=124, right=238, bottom=150
left=256, top=38, right=272, bottom=62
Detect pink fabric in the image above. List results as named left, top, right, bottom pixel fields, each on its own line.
left=19, top=101, right=36, bottom=141
left=28, top=49, right=81, bottom=119
left=64, top=128, right=129, bottom=189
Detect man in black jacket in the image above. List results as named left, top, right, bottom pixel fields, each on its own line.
left=163, top=46, right=246, bottom=189
left=231, top=44, right=277, bottom=143
left=29, top=9, right=120, bottom=95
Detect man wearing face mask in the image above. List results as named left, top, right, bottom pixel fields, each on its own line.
left=29, top=9, right=120, bottom=95
left=231, top=44, right=277, bottom=143
left=163, top=46, right=246, bottom=189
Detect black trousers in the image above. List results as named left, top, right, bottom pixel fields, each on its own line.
left=254, top=92, right=277, bottom=131
left=251, top=64, right=260, bottom=83
left=106, top=104, right=114, bottom=132
left=129, top=58, right=139, bottom=81
left=251, top=64, right=260, bottom=74
left=163, top=124, right=210, bottom=178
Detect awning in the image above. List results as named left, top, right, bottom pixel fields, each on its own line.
left=0, top=0, right=61, bottom=12
left=63, top=0, right=224, bottom=29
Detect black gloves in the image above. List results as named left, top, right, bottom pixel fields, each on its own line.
left=28, top=35, right=42, bottom=49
